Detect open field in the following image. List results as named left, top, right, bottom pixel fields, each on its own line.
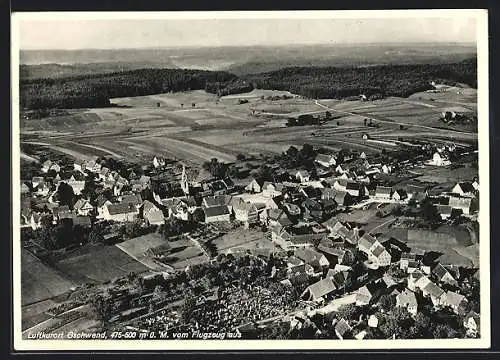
left=22, top=249, right=75, bottom=306
left=55, top=244, right=149, bottom=284
left=212, top=228, right=276, bottom=253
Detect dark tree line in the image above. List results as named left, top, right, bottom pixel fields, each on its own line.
left=244, top=59, right=476, bottom=99
left=20, top=69, right=237, bottom=109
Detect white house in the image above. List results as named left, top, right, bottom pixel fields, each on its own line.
left=396, top=289, right=418, bottom=316
left=101, top=203, right=139, bottom=222
left=245, top=178, right=264, bottom=193
left=73, top=199, right=94, bottom=216
left=315, top=154, right=336, bottom=167
left=452, top=182, right=476, bottom=197
left=296, top=170, right=310, bottom=183
left=358, top=234, right=391, bottom=267
left=429, top=152, right=450, bottom=167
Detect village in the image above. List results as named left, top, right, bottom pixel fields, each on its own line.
left=20, top=134, right=480, bottom=340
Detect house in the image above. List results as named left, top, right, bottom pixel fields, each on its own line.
left=102, top=203, right=139, bottom=222
left=98, top=167, right=110, bottom=181
left=296, top=170, right=310, bottom=183
left=301, top=198, right=323, bottom=220
left=245, top=178, right=264, bottom=193
left=360, top=150, right=367, bottom=158
left=358, top=233, right=391, bottom=266
left=432, top=264, right=458, bottom=287
left=375, top=186, right=392, bottom=200
left=263, top=208, right=293, bottom=227
left=442, top=291, right=468, bottom=314
left=65, top=179, right=86, bottom=195
left=301, top=278, right=337, bottom=303
left=381, top=164, right=392, bottom=174
left=436, top=204, right=453, bottom=220
left=334, top=318, right=352, bottom=340
left=463, top=311, right=480, bottom=336
left=429, top=152, right=450, bottom=167
left=162, top=197, right=196, bottom=221
left=152, top=156, right=166, bottom=168
left=452, top=182, right=476, bottom=197
left=300, top=186, right=322, bottom=199
left=230, top=198, right=259, bottom=226
left=472, top=180, right=479, bottom=191
left=120, top=194, right=143, bottom=208
left=317, top=245, right=347, bottom=265
left=355, top=283, right=382, bottom=306
left=421, top=281, right=446, bottom=307
left=262, top=182, right=285, bottom=198
left=29, top=213, right=43, bottom=230
left=73, top=198, right=94, bottom=216
left=142, top=200, right=165, bottom=226
left=449, top=196, right=476, bottom=215
left=31, top=176, right=44, bottom=189
left=315, top=154, right=336, bottom=167
left=203, top=195, right=232, bottom=208
left=294, top=248, right=330, bottom=270
left=202, top=205, right=231, bottom=223
left=271, top=226, right=324, bottom=251
left=139, top=175, right=151, bottom=189
left=400, top=252, right=416, bottom=270
left=41, top=160, right=53, bottom=173
left=392, top=189, right=407, bottom=201
left=35, top=182, right=51, bottom=197
left=96, top=195, right=112, bottom=219
left=396, top=289, right=418, bottom=316
left=407, top=270, right=426, bottom=292
left=368, top=314, right=379, bottom=328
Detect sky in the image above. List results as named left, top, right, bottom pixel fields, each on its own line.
left=16, top=14, right=478, bottom=50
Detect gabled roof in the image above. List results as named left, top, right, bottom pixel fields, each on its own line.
left=464, top=311, right=480, bottom=327
left=371, top=244, right=388, bottom=257
left=318, top=245, right=345, bottom=258
left=376, top=186, right=392, bottom=195
left=203, top=195, right=231, bottom=207
left=142, top=200, right=159, bottom=213
left=423, top=281, right=445, bottom=299
left=358, top=233, right=377, bottom=252
left=346, top=181, right=361, bottom=191
left=121, top=194, right=143, bottom=206
left=231, top=198, right=258, bottom=213
left=202, top=205, right=230, bottom=217
left=335, top=318, right=352, bottom=337
left=455, top=182, right=475, bottom=193
left=107, top=203, right=138, bottom=215
left=74, top=198, right=92, bottom=210
left=315, top=153, right=335, bottom=164
left=302, top=198, right=322, bottom=211
left=95, top=194, right=110, bottom=207
left=397, top=289, right=418, bottom=307
left=211, top=180, right=228, bottom=192
left=443, top=291, right=467, bottom=307
left=294, top=248, right=325, bottom=265
left=144, top=209, right=165, bottom=224
left=306, top=278, right=337, bottom=299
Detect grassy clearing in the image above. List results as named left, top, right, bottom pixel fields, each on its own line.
left=55, top=244, right=149, bottom=284
left=213, top=228, right=273, bottom=253
left=22, top=249, right=75, bottom=306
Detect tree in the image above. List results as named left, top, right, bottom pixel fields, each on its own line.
left=191, top=208, right=205, bottom=223
left=378, top=294, right=396, bottom=312
left=379, top=307, right=414, bottom=339
left=236, top=153, right=246, bottom=161
left=162, top=217, right=185, bottom=239
left=88, top=228, right=104, bottom=243
left=421, top=198, right=441, bottom=227
left=121, top=220, right=144, bottom=239
left=57, top=182, right=75, bottom=208
left=432, top=323, right=459, bottom=339
left=409, top=312, right=432, bottom=338
left=336, top=304, right=359, bottom=321
left=180, top=291, right=197, bottom=323
left=89, top=295, right=113, bottom=325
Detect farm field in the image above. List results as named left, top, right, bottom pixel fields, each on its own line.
left=55, top=244, right=150, bottom=284
left=22, top=249, right=75, bottom=306
left=20, top=86, right=478, bottom=165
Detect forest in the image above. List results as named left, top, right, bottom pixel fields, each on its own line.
left=20, top=59, right=476, bottom=110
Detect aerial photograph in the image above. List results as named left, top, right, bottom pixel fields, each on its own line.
left=14, top=11, right=485, bottom=346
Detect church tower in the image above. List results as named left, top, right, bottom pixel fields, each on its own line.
left=181, top=163, right=189, bottom=195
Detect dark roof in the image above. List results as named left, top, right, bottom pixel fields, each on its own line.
left=202, top=205, right=230, bottom=217
left=346, top=181, right=361, bottom=191
left=107, top=203, right=138, bottom=215
left=456, top=182, right=475, bottom=193
left=376, top=186, right=392, bottom=195
left=121, top=194, right=143, bottom=206
left=204, top=195, right=231, bottom=207
left=307, top=278, right=337, bottom=299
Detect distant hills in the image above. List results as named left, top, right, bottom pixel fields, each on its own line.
left=20, top=43, right=477, bottom=80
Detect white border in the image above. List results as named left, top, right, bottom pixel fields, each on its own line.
left=11, top=9, right=490, bottom=351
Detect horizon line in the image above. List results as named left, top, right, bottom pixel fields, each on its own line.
left=20, top=41, right=478, bottom=52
